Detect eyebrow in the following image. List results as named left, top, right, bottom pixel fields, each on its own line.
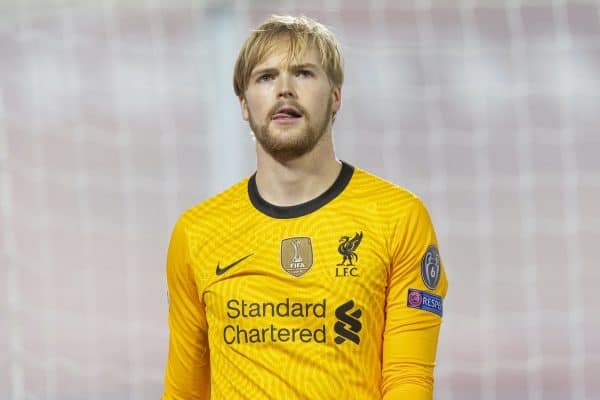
left=290, top=63, right=319, bottom=71
left=252, top=67, right=279, bottom=78
left=251, top=63, right=320, bottom=78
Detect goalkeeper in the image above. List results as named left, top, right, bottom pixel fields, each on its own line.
left=162, top=14, right=448, bottom=400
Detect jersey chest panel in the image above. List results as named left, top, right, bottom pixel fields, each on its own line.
left=195, top=213, right=389, bottom=355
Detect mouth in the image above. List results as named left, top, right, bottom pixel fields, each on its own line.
left=271, top=106, right=303, bottom=121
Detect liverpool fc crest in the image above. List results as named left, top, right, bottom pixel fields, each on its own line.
left=335, top=232, right=363, bottom=277
left=337, top=232, right=363, bottom=266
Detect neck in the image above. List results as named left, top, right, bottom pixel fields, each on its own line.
left=254, top=133, right=341, bottom=207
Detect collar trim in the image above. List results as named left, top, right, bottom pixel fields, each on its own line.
left=248, top=161, right=354, bottom=219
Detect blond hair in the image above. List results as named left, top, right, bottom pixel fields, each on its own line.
left=233, top=15, right=344, bottom=98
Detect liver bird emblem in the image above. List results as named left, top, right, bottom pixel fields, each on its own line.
left=337, top=232, right=363, bottom=266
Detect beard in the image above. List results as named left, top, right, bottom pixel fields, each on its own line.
left=248, top=96, right=333, bottom=162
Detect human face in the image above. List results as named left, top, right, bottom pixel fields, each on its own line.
left=240, top=42, right=341, bottom=161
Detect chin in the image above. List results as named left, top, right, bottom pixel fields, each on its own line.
left=250, top=115, right=326, bottom=160
left=256, top=131, right=320, bottom=160
left=269, top=128, right=308, bottom=141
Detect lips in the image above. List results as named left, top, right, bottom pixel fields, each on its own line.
left=272, top=106, right=302, bottom=120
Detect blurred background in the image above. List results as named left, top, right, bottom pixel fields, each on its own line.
left=1, top=0, right=599, bottom=399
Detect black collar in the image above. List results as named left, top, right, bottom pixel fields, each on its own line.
left=247, top=161, right=354, bottom=219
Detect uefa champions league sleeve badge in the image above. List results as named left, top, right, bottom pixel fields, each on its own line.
left=421, top=244, right=441, bottom=290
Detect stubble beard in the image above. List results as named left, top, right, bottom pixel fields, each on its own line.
left=249, top=97, right=333, bottom=162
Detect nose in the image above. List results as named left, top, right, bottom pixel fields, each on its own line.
left=276, top=73, right=296, bottom=99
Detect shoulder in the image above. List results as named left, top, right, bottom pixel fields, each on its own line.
left=177, top=176, right=251, bottom=230
left=347, top=165, right=425, bottom=212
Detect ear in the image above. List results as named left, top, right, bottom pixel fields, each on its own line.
left=331, top=86, right=341, bottom=114
left=240, top=96, right=249, bottom=121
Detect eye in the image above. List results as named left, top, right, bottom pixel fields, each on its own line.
left=296, top=69, right=313, bottom=78
left=257, top=74, right=273, bottom=82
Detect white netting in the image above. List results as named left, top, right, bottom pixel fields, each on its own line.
left=1, top=0, right=599, bottom=399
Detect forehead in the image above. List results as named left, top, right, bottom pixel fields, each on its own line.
left=252, top=40, right=322, bottom=71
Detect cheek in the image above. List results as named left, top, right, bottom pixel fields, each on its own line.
left=312, top=89, right=334, bottom=114
left=245, top=93, right=270, bottom=117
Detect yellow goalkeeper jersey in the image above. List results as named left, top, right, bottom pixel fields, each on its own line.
left=162, top=162, right=448, bottom=400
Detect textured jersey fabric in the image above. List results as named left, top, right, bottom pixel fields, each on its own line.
left=162, top=162, right=448, bottom=400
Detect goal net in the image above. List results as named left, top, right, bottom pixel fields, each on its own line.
left=1, top=1, right=598, bottom=399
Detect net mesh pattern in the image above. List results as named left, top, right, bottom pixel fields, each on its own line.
left=1, top=1, right=599, bottom=399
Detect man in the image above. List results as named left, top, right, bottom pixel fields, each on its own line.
left=162, top=15, right=448, bottom=400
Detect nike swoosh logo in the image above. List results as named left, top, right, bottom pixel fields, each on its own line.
left=215, top=253, right=253, bottom=276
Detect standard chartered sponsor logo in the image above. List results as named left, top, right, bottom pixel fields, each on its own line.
left=334, top=300, right=362, bottom=345
left=224, top=298, right=326, bottom=345
left=226, top=298, right=326, bottom=318
left=222, top=298, right=360, bottom=345
left=223, top=324, right=326, bottom=344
